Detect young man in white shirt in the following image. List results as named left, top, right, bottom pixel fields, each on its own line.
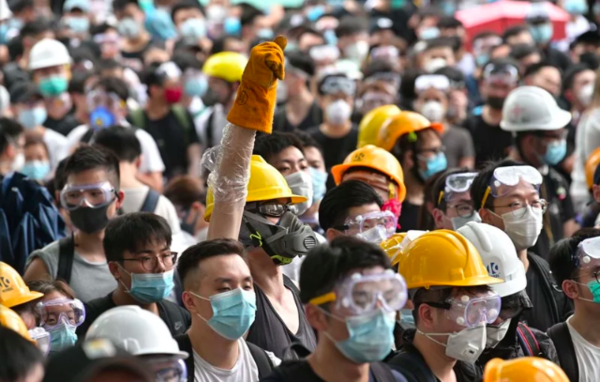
left=548, top=229, right=600, bottom=382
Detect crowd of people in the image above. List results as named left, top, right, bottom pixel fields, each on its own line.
left=2, top=0, right=600, bottom=380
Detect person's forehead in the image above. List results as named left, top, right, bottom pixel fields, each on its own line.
left=66, top=168, right=110, bottom=185
left=128, top=240, right=169, bottom=254
left=201, top=254, right=251, bottom=280
left=303, top=146, right=323, bottom=161
left=273, top=146, right=305, bottom=162
left=347, top=203, right=381, bottom=219
left=447, top=191, right=472, bottom=203
left=494, top=179, right=539, bottom=201
left=416, top=129, right=442, bottom=147
left=575, top=70, right=595, bottom=83
left=343, top=170, right=388, bottom=185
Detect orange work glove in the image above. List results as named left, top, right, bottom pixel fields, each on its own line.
left=227, top=36, right=286, bottom=134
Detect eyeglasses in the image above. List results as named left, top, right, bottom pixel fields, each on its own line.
left=121, top=252, right=178, bottom=272
left=245, top=201, right=297, bottom=217
left=447, top=203, right=476, bottom=218
left=493, top=199, right=548, bottom=218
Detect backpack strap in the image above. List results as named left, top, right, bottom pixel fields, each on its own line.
left=206, top=109, right=215, bottom=148
left=140, top=189, right=160, bottom=213
left=57, top=234, right=75, bottom=284
left=247, top=342, right=273, bottom=379
left=547, top=322, right=579, bottom=382
left=171, top=105, right=192, bottom=147
left=129, top=108, right=147, bottom=130
left=80, top=128, right=95, bottom=144
left=370, top=362, right=397, bottom=382
left=387, top=350, right=437, bottom=382
left=516, top=322, right=541, bottom=357
left=528, top=253, right=561, bottom=323
left=174, top=334, right=195, bottom=382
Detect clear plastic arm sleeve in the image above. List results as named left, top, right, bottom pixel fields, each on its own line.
left=205, top=123, right=256, bottom=240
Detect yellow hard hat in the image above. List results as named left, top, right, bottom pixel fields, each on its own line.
left=331, top=145, right=407, bottom=202
left=0, top=262, right=43, bottom=308
left=381, top=233, right=406, bottom=266
left=399, top=230, right=503, bottom=289
left=585, top=147, right=600, bottom=189
left=202, top=52, right=248, bottom=83
left=204, top=155, right=307, bottom=221
left=358, top=105, right=401, bottom=149
left=483, top=357, right=569, bottom=382
left=377, top=111, right=444, bottom=152
left=0, top=304, right=32, bottom=341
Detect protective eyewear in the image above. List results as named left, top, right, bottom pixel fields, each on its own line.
left=150, top=358, right=187, bottom=382
left=482, top=64, right=519, bottom=84
left=60, top=181, right=117, bottom=211
left=334, top=210, right=396, bottom=241
left=309, top=45, right=340, bottom=62
left=574, top=237, right=600, bottom=270
left=35, top=298, right=86, bottom=330
left=309, top=270, right=408, bottom=315
left=29, top=327, right=51, bottom=356
left=480, top=166, right=543, bottom=208
left=364, top=71, right=401, bottom=89
left=319, top=75, right=356, bottom=96
left=245, top=201, right=298, bottom=217
left=93, top=34, right=119, bottom=44
left=427, top=292, right=501, bottom=328
left=370, top=46, right=400, bottom=60
left=157, top=61, right=182, bottom=79
left=415, top=75, right=450, bottom=92
left=86, top=90, right=124, bottom=111
left=438, top=172, right=478, bottom=204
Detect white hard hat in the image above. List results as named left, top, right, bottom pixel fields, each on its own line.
left=85, top=306, right=188, bottom=358
left=500, top=86, right=571, bottom=132
left=457, top=222, right=527, bottom=298
left=28, top=39, right=72, bottom=71
left=0, top=0, right=12, bottom=21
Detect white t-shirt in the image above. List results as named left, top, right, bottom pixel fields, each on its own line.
left=567, top=316, right=600, bottom=382
left=193, top=339, right=281, bottom=382
left=43, top=128, right=69, bottom=172
left=66, top=124, right=166, bottom=174
left=121, top=186, right=180, bottom=234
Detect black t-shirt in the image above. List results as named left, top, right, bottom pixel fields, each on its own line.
left=307, top=125, right=358, bottom=190
left=522, top=252, right=573, bottom=332
left=273, top=103, right=323, bottom=132
left=463, top=114, right=513, bottom=168
left=44, top=111, right=80, bottom=136
left=76, top=292, right=191, bottom=337
left=120, top=39, right=155, bottom=73
left=246, top=276, right=317, bottom=360
left=398, top=201, right=421, bottom=232
left=261, top=359, right=407, bottom=382
left=369, top=7, right=416, bottom=44
left=140, top=109, right=200, bottom=180
left=530, top=168, right=575, bottom=259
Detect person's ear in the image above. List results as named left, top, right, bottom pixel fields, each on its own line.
left=3, top=144, right=15, bottom=159
left=305, top=304, right=329, bottom=331
left=418, top=303, right=436, bottom=330
left=564, top=89, right=574, bottom=103
left=108, top=262, right=122, bottom=280
left=326, top=228, right=342, bottom=242
left=402, top=150, right=414, bottom=171
left=479, top=207, right=493, bottom=224
left=182, top=291, right=199, bottom=314
left=593, top=184, right=600, bottom=203
left=116, top=190, right=125, bottom=209
left=134, top=155, right=142, bottom=169
left=432, top=208, right=446, bottom=229
left=563, top=279, right=580, bottom=300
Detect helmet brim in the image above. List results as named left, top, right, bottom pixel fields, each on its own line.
left=406, top=274, right=504, bottom=290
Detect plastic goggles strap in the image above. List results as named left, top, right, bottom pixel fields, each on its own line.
left=438, top=191, right=444, bottom=206
left=309, top=292, right=336, bottom=306
left=481, top=186, right=492, bottom=209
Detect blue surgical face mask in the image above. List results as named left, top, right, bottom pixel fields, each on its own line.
left=118, top=18, right=141, bottom=38
left=192, top=288, right=257, bottom=340
left=18, top=106, right=47, bottom=129
left=146, top=8, right=178, bottom=40
left=323, top=308, right=395, bottom=364
left=184, top=76, right=208, bottom=97
left=257, top=28, right=274, bottom=40
left=224, top=17, right=241, bottom=36
left=564, top=0, right=588, bottom=15
left=180, top=18, right=206, bottom=40
left=120, top=267, right=175, bottom=304
left=530, top=24, right=553, bottom=44
left=418, top=152, right=448, bottom=181
left=21, top=161, right=51, bottom=180
left=48, top=323, right=78, bottom=352
left=542, top=139, right=567, bottom=165
left=419, top=27, right=440, bottom=40
left=309, top=167, right=328, bottom=203
left=451, top=212, right=482, bottom=231
left=307, top=5, right=325, bottom=21
left=324, top=29, right=338, bottom=46
left=398, top=308, right=415, bottom=330
left=65, top=17, right=90, bottom=33
left=475, top=53, right=489, bottom=67
left=89, top=106, right=117, bottom=130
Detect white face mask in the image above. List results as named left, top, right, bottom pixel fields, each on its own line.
left=486, top=318, right=511, bottom=348
left=419, top=324, right=487, bottom=363
left=284, top=171, right=313, bottom=216
left=344, top=40, right=370, bottom=62
left=424, top=58, right=447, bottom=73
left=325, top=99, right=352, bottom=126
left=12, top=153, right=25, bottom=172
left=419, top=100, right=446, bottom=122
left=501, top=206, right=543, bottom=251
left=577, top=83, right=594, bottom=107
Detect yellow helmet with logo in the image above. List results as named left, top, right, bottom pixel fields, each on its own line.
left=358, top=105, right=401, bottom=148
left=0, top=304, right=32, bottom=341
left=204, top=155, right=307, bottom=221
left=377, top=111, right=444, bottom=152
left=484, top=357, right=569, bottom=382
left=399, top=230, right=502, bottom=289
left=0, top=262, right=43, bottom=308
left=331, top=145, right=406, bottom=202
left=585, top=147, right=600, bottom=189
left=202, top=52, right=248, bottom=83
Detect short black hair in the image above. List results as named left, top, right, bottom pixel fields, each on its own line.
left=286, top=51, right=316, bottom=77
left=437, top=16, right=463, bottom=30
left=177, top=238, right=246, bottom=289
left=240, top=5, right=263, bottom=27
left=97, top=59, right=124, bottom=72
left=335, top=16, right=367, bottom=38
left=171, top=0, right=203, bottom=22
left=0, top=118, right=24, bottom=155
left=294, top=131, right=323, bottom=152
left=172, top=50, right=202, bottom=72
left=253, top=132, right=305, bottom=164
left=523, top=61, right=561, bottom=79
left=473, top=31, right=500, bottom=42
left=299, top=236, right=391, bottom=304
left=113, top=0, right=138, bottom=12
left=68, top=71, right=94, bottom=94
left=103, top=212, right=172, bottom=262
left=423, top=37, right=454, bottom=53
left=562, top=64, right=593, bottom=92
left=509, top=43, right=539, bottom=60
left=434, top=66, right=465, bottom=87
left=502, top=25, right=530, bottom=43
left=20, top=18, right=54, bottom=38
left=90, top=76, right=129, bottom=102
left=63, top=145, right=121, bottom=190
left=319, top=180, right=383, bottom=231
left=470, top=159, right=525, bottom=210
left=363, top=60, right=397, bottom=79
left=0, top=326, right=43, bottom=382
left=90, top=23, right=117, bottom=36
left=549, top=228, right=600, bottom=290
left=93, top=126, right=142, bottom=163
left=210, top=35, right=242, bottom=55
left=9, top=0, right=34, bottom=13
left=51, top=158, right=69, bottom=200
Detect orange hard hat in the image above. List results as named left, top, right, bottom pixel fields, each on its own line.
left=377, top=111, right=444, bottom=152
left=585, top=147, right=600, bottom=189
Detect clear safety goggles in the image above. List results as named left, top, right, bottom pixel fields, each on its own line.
left=319, top=75, right=356, bottom=96
left=86, top=90, right=125, bottom=111
left=415, top=75, right=450, bottom=92
left=60, top=181, right=117, bottom=211
left=438, top=172, right=478, bottom=205
left=427, top=291, right=501, bottom=328
left=309, top=269, right=408, bottom=315
left=481, top=166, right=543, bottom=208
left=364, top=71, right=401, bottom=89
left=148, top=357, right=187, bottom=382
left=93, top=33, right=120, bottom=45
left=309, top=45, right=340, bottom=62
left=334, top=210, right=396, bottom=240
left=245, top=201, right=298, bottom=217
left=482, top=64, right=519, bottom=85
left=29, top=327, right=51, bottom=356
left=574, top=237, right=600, bottom=270
left=35, top=298, right=86, bottom=330
left=370, top=46, right=400, bottom=60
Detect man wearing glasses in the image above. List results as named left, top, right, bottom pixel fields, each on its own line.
left=76, top=212, right=191, bottom=337
left=470, top=160, right=572, bottom=332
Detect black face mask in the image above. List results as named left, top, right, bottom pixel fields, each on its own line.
left=69, top=201, right=115, bottom=234
left=486, top=96, right=506, bottom=110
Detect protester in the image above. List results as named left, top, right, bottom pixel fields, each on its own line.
left=427, top=169, right=480, bottom=231
left=164, top=175, right=209, bottom=243
left=295, top=131, right=327, bottom=231
left=0, top=326, right=44, bottom=382
left=112, top=0, right=155, bottom=73
left=562, top=64, right=595, bottom=127
left=25, top=145, right=121, bottom=302
left=0, top=117, right=25, bottom=176
left=21, top=135, right=51, bottom=182
left=77, top=212, right=190, bottom=336
left=482, top=357, right=569, bottom=382
left=522, top=62, right=563, bottom=98
left=0, top=261, right=43, bottom=329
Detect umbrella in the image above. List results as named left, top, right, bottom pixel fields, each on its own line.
left=456, top=1, right=569, bottom=49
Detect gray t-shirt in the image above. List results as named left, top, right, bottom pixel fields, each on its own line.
left=26, top=241, right=118, bottom=302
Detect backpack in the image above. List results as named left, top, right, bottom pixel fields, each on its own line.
left=57, top=234, right=75, bottom=284
left=175, top=333, right=273, bottom=382
left=387, top=350, right=438, bottom=382
left=547, top=322, right=579, bottom=382
left=140, top=189, right=160, bottom=213
left=516, top=322, right=541, bottom=357
left=129, top=106, right=192, bottom=146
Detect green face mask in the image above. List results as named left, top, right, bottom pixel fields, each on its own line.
left=575, top=280, right=600, bottom=303
left=39, top=76, right=68, bottom=97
